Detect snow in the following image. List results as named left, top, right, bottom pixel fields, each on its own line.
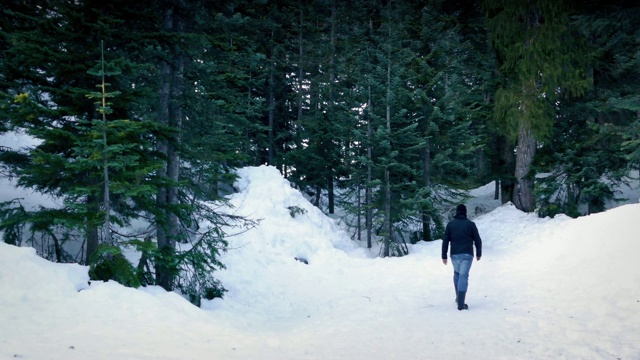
left=1, top=165, right=639, bottom=360
left=0, top=132, right=60, bottom=211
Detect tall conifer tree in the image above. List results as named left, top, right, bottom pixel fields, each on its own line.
left=535, top=1, right=639, bottom=216
left=484, top=0, right=591, bottom=212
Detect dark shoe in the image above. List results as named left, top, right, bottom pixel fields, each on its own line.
left=457, top=291, right=469, bottom=310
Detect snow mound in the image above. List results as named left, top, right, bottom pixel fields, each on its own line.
left=229, top=165, right=360, bottom=256
left=206, top=166, right=370, bottom=324
left=0, top=244, right=89, bottom=303
left=1, top=165, right=639, bottom=359
left=476, top=202, right=572, bottom=253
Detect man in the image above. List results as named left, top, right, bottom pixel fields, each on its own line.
left=442, top=204, right=482, bottom=311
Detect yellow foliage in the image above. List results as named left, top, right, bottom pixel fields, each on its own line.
left=14, top=93, right=30, bottom=103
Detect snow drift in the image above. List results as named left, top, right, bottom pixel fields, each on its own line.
left=1, top=165, right=639, bottom=360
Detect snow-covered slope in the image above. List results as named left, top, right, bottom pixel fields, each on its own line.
left=1, top=165, right=639, bottom=360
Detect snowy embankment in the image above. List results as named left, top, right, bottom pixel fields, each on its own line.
left=1, top=165, right=639, bottom=360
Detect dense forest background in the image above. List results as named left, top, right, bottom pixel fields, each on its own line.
left=1, top=0, right=639, bottom=304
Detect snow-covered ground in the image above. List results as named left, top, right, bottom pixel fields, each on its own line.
left=1, top=164, right=640, bottom=359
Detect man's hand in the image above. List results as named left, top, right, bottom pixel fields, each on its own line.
left=442, top=258, right=447, bottom=265
left=476, top=256, right=481, bottom=261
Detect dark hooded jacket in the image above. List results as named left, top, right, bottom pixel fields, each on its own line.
left=441, top=206, right=482, bottom=259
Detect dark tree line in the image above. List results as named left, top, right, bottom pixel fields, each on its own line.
left=1, top=0, right=638, bottom=301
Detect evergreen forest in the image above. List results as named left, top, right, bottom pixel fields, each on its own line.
left=1, top=0, right=639, bottom=304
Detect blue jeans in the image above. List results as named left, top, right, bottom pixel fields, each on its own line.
left=451, top=253, right=473, bottom=292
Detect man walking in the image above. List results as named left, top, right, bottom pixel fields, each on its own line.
left=442, top=204, right=482, bottom=311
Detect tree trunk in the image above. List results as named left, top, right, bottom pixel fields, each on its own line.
left=268, top=29, right=276, bottom=167
left=327, top=1, right=337, bottom=215
left=497, top=135, right=515, bottom=204
left=513, top=122, right=537, bottom=212
left=328, top=178, right=335, bottom=214
left=314, top=185, right=321, bottom=207
left=637, top=111, right=640, bottom=172
left=268, top=69, right=275, bottom=166
left=476, top=147, right=485, bottom=181
left=156, top=28, right=171, bottom=290
left=297, top=9, right=304, bottom=127
left=383, top=22, right=392, bottom=257
left=85, top=194, right=100, bottom=265
left=156, top=3, right=184, bottom=291
left=50, top=231, right=62, bottom=263
left=366, top=89, right=373, bottom=249
left=384, top=167, right=391, bottom=257
left=365, top=17, right=373, bottom=250
left=421, top=142, right=431, bottom=242
left=166, top=46, right=184, bottom=246
left=356, top=179, right=362, bottom=241
left=99, top=40, right=112, bottom=247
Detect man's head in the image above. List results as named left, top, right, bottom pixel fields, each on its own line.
left=456, top=204, right=467, bottom=215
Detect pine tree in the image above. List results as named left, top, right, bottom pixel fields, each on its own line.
left=0, top=1, right=238, bottom=303
left=339, top=0, right=429, bottom=256
left=0, top=1, right=146, bottom=263
left=278, top=0, right=357, bottom=217
left=1, top=40, right=161, bottom=271
left=138, top=0, right=257, bottom=300
left=484, top=0, right=592, bottom=212
left=409, top=0, right=492, bottom=240
left=535, top=1, right=639, bottom=217
left=334, top=0, right=379, bottom=249
left=331, top=1, right=490, bottom=251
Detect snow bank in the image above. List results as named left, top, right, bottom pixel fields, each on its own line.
left=0, top=165, right=639, bottom=360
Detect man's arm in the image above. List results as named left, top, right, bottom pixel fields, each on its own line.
left=473, top=223, right=482, bottom=260
left=441, top=225, right=450, bottom=264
